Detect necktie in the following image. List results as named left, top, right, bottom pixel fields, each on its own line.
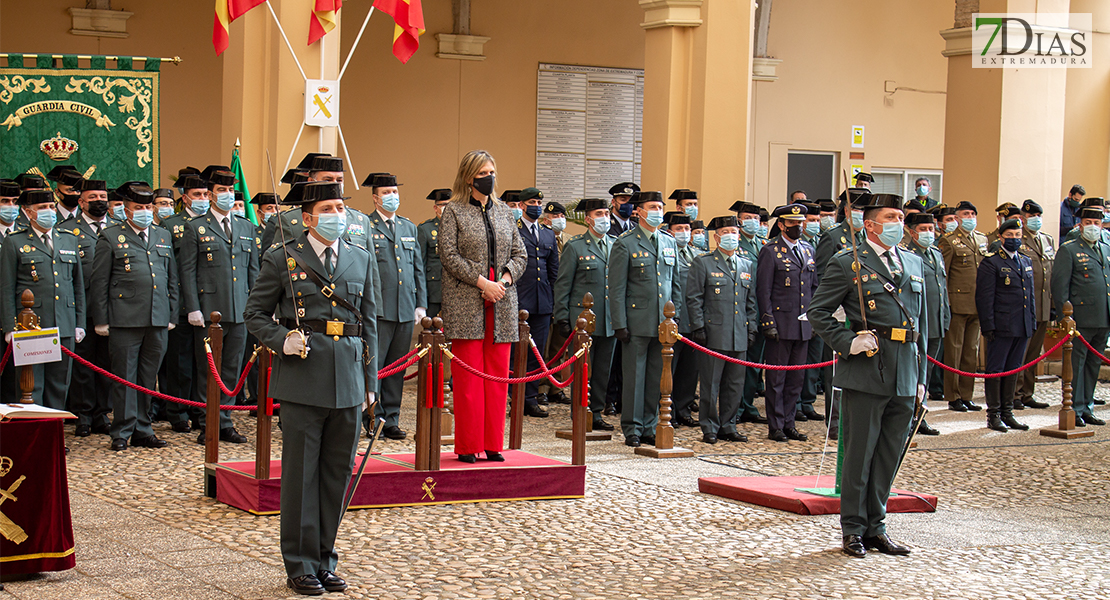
left=140, top=231, right=147, bottom=245
left=42, top=233, right=52, bottom=252
left=729, top=255, right=737, bottom=275
left=324, top=247, right=335, bottom=276
left=885, top=250, right=901, bottom=277
left=387, top=219, right=395, bottom=235
left=598, top=237, right=608, bottom=258
left=93, top=221, right=102, bottom=235
left=792, top=246, right=803, bottom=264
left=223, top=217, right=232, bottom=240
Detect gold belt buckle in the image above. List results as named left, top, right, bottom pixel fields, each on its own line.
left=891, top=328, right=907, bottom=342
left=321, top=286, right=334, bottom=298
left=326, top=320, right=344, bottom=336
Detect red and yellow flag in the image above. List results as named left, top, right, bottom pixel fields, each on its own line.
left=213, top=0, right=267, bottom=55
left=373, top=0, right=425, bottom=64
left=308, top=0, right=343, bottom=46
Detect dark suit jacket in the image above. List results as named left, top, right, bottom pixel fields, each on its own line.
left=756, top=236, right=816, bottom=341
left=178, top=211, right=259, bottom=324
left=90, top=224, right=178, bottom=328
left=976, top=250, right=1036, bottom=338
left=515, top=219, right=559, bottom=316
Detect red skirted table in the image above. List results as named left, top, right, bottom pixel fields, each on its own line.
left=0, top=418, right=75, bottom=575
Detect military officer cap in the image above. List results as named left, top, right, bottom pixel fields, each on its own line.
left=818, top=200, right=837, bottom=212
left=362, top=172, right=401, bottom=188
left=116, top=181, right=155, bottom=203
left=544, top=201, right=566, bottom=215
left=284, top=181, right=344, bottom=206
left=998, top=205, right=1021, bottom=218
left=310, top=155, right=344, bottom=173
left=954, top=200, right=978, bottom=214
left=1021, top=199, right=1043, bottom=214
left=500, top=189, right=521, bottom=203
left=15, top=173, right=46, bottom=190
left=772, top=203, right=808, bottom=221
left=282, top=168, right=309, bottom=185
left=926, top=202, right=948, bottom=215
left=1080, top=196, right=1105, bottom=208
left=519, top=187, right=544, bottom=202
left=45, top=165, right=80, bottom=182
left=995, top=201, right=1018, bottom=214
left=0, top=179, right=20, bottom=198
left=936, top=205, right=957, bottom=218
left=998, top=218, right=1022, bottom=234
left=855, top=172, right=875, bottom=183
left=1077, top=206, right=1105, bottom=220
left=864, top=193, right=904, bottom=210
left=17, top=189, right=54, bottom=206
left=905, top=212, right=935, bottom=226
left=154, top=188, right=175, bottom=199
left=708, top=215, right=739, bottom=230
left=177, top=174, right=207, bottom=191
left=202, top=165, right=236, bottom=187
left=664, top=211, right=690, bottom=226
left=668, top=188, right=697, bottom=201
left=76, top=179, right=107, bottom=193
left=730, top=201, right=761, bottom=215
left=630, top=190, right=664, bottom=206
left=574, top=198, right=608, bottom=213
left=251, top=192, right=280, bottom=206
left=608, top=182, right=640, bottom=197
left=837, top=187, right=872, bottom=205
left=903, top=198, right=927, bottom=213
left=426, top=188, right=452, bottom=201
left=108, top=189, right=120, bottom=203
left=691, top=220, right=705, bottom=231
left=296, top=153, right=331, bottom=170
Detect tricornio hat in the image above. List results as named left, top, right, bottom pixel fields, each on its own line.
left=17, top=189, right=54, bottom=206
left=362, top=172, right=401, bottom=188
left=708, top=215, right=739, bottom=230
left=115, top=181, right=155, bottom=203
left=283, top=181, right=344, bottom=206
left=251, top=192, right=280, bottom=206
left=426, top=188, right=451, bottom=201
left=663, top=211, right=690, bottom=226
left=630, top=190, right=664, bottom=206
left=905, top=212, right=935, bottom=226
left=668, top=189, right=697, bottom=201
left=77, top=179, right=107, bottom=193
left=574, top=198, right=608, bottom=213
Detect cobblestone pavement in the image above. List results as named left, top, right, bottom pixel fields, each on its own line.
left=4, top=375, right=1110, bottom=599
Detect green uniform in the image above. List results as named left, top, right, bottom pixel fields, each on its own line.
left=809, top=241, right=928, bottom=538
left=937, top=227, right=988, bottom=406
left=1050, top=236, right=1110, bottom=419
left=1016, top=227, right=1055, bottom=404
left=671, top=242, right=703, bottom=421
left=417, top=216, right=442, bottom=317
left=0, top=225, right=85, bottom=409
left=244, top=231, right=378, bottom=581
left=904, top=238, right=950, bottom=401
left=158, top=208, right=202, bottom=426
left=737, top=231, right=766, bottom=413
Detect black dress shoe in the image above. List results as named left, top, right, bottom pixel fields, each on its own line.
left=551, top=390, right=571, bottom=405
left=315, top=571, right=347, bottom=593
left=802, top=407, right=825, bottom=421
left=1001, top=415, right=1029, bottom=431
left=863, top=533, right=911, bottom=555
left=383, top=425, right=408, bottom=439
left=1022, top=397, right=1050, bottom=409
left=75, top=424, right=91, bottom=437
left=842, top=535, right=866, bottom=558
left=701, top=434, right=717, bottom=444
left=1095, top=398, right=1106, bottom=405
left=828, top=429, right=839, bottom=441
left=110, top=438, right=127, bottom=452
left=603, top=403, right=618, bottom=416
left=916, top=420, right=940, bottom=436
left=1011, top=398, right=1025, bottom=410
left=768, top=429, right=787, bottom=442
left=625, top=435, right=641, bottom=447
left=220, top=427, right=248, bottom=443
left=640, top=435, right=656, bottom=446
left=784, top=427, right=808, bottom=441
left=196, top=429, right=207, bottom=444
left=91, top=423, right=111, bottom=436
left=963, top=399, right=983, bottom=411
left=739, top=413, right=768, bottom=424
left=718, top=431, right=747, bottom=443
left=673, top=415, right=698, bottom=428
left=1075, top=414, right=1087, bottom=427
left=592, top=418, right=615, bottom=431
left=457, top=454, right=477, bottom=463
left=535, top=394, right=549, bottom=406
left=523, top=404, right=549, bottom=418
left=794, top=411, right=809, bottom=422
left=287, top=574, right=325, bottom=596
left=131, top=435, right=169, bottom=448
left=948, top=401, right=968, bottom=412
left=485, top=451, right=505, bottom=462
left=1084, top=414, right=1106, bottom=426
left=987, top=415, right=1008, bottom=432
left=170, top=421, right=192, bottom=433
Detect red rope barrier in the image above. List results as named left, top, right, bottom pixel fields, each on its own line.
left=0, top=343, right=9, bottom=375
left=204, top=348, right=256, bottom=397
left=424, top=362, right=434, bottom=409
left=449, top=349, right=581, bottom=384
left=1074, top=332, right=1110, bottom=365
left=580, top=360, right=589, bottom=407
left=437, top=362, right=445, bottom=408
left=529, top=341, right=575, bottom=389
left=378, top=352, right=422, bottom=380
left=403, top=369, right=419, bottom=381
left=383, top=345, right=421, bottom=371
left=552, top=328, right=576, bottom=360
left=677, top=335, right=837, bottom=370
left=926, top=334, right=1071, bottom=378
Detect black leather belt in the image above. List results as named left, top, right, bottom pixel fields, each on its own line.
left=873, top=327, right=919, bottom=344
left=283, top=319, right=362, bottom=337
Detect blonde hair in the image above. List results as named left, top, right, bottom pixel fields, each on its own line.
left=450, top=150, right=496, bottom=204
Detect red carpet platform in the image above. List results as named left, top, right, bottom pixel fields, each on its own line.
left=698, top=475, right=938, bottom=515
left=215, top=450, right=586, bottom=514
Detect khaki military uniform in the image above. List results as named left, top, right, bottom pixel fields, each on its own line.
left=938, top=227, right=988, bottom=406
left=1016, top=227, right=1055, bottom=404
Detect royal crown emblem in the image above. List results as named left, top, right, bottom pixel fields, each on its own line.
left=40, top=132, right=78, bottom=161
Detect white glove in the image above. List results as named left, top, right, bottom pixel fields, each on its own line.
left=167, top=323, right=176, bottom=331
left=283, top=331, right=309, bottom=357
left=75, top=327, right=86, bottom=343
left=3, top=332, right=10, bottom=343
left=917, top=384, right=927, bottom=405
left=187, top=310, right=205, bottom=328
left=364, top=391, right=376, bottom=413
left=849, top=331, right=879, bottom=355
left=414, top=307, right=427, bottom=323
left=95, top=324, right=110, bottom=337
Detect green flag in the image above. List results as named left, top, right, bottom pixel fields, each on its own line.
left=230, top=145, right=257, bottom=225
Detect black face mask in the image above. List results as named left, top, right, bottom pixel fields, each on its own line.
left=59, top=193, right=80, bottom=209
left=784, top=225, right=802, bottom=240
left=473, top=174, right=495, bottom=196
left=85, top=200, right=109, bottom=218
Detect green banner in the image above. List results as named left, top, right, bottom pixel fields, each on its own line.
left=0, top=55, right=159, bottom=187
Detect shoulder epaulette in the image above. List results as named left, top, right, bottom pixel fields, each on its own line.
left=1061, top=239, right=1076, bottom=247
left=397, top=215, right=414, bottom=225
left=56, top=227, right=78, bottom=237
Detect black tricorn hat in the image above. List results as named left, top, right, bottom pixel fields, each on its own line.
left=690, top=219, right=705, bottom=230
left=77, top=179, right=107, bottom=193
left=282, top=168, right=309, bottom=185
left=500, top=190, right=521, bottom=203
left=630, top=190, right=664, bottom=206
left=999, top=218, right=1022, bottom=233
left=855, top=172, right=875, bottom=183
left=201, top=165, right=231, bottom=180
left=362, top=172, right=401, bottom=188
left=178, top=174, right=207, bottom=191
left=203, top=166, right=236, bottom=187
left=1021, top=199, right=1043, bottom=214
left=251, top=192, right=280, bottom=206
left=17, top=189, right=54, bottom=206
left=708, top=215, right=739, bottom=230
left=45, top=165, right=79, bottom=182
left=798, top=200, right=820, bottom=215
left=905, top=212, right=935, bottom=226
left=0, top=180, right=21, bottom=197
left=608, top=182, right=640, bottom=197
left=1078, top=206, right=1105, bottom=220
left=15, top=173, right=46, bottom=190
left=56, top=169, right=84, bottom=187
left=154, top=188, right=175, bottom=199
left=759, top=207, right=770, bottom=220
left=818, top=200, right=837, bottom=212
left=116, top=181, right=155, bottom=203
left=283, top=181, right=344, bottom=206
left=178, top=166, right=201, bottom=178
left=544, top=201, right=566, bottom=215
left=663, top=211, right=690, bottom=226
left=311, top=155, right=344, bottom=173
left=574, top=198, right=608, bottom=213
left=296, top=153, right=331, bottom=170
left=837, top=188, right=872, bottom=206
left=234, top=190, right=245, bottom=202
left=863, top=193, right=903, bottom=210
left=668, top=188, right=697, bottom=201
left=426, top=188, right=451, bottom=201
left=729, top=201, right=761, bottom=215
left=1080, top=196, right=1105, bottom=208
left=954, top=201, right=978, bottom=214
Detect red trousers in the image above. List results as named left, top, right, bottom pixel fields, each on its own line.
left=451, top=304, right=510, bottom=455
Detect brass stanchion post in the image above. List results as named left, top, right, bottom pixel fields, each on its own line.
left=16, top=290, right=38, bottom=404
left=415, top=317, right=435, bottom=471
left=1042, top=301, right=1093, bottom=439
left=508, top=310, right=529, bottom=450
left=204, top=311, right=223, bottom=498
left=255, top=348, right=273, bottom=479
left=556, top=293, right=610, bottom=442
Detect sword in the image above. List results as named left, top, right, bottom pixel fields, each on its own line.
left=891, top=392, right=928, bottom=488
left=341, top=408, right=384, bottom=524
left=266, top=149, right=308, bottom=358
left=841, top=170, right=880, bottom=366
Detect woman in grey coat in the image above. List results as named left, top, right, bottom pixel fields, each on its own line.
left=439, top=150, right=527, bottom=463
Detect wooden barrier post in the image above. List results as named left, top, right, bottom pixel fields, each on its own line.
left=636, top=301, right=694, bottom=458
left=557, top=293, right=610, bottom=442
left=415, top=317, right=436, bottom=471
left=429, top=317, right=445, bottom=469
left=16, top=290, right=38, bottom=404
left=203, top=311, right=223, bottom=498
left=508, top=310, right=529, bottom=450
left=255, top=347, right=273, bottom=479
left=440, top=340, right=455, bottom=445
left=1042, top=301, right=1094, bottom=439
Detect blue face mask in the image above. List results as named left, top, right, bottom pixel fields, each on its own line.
left=877, top=221, right=903, bottom=247
left=916, top=231, right=935, bottom=248
left=1103, top=213, right=1110, bottom=224
left=644, top=209, right=664, bottom=228
left=944, top=220, right=958, bottom=234
left=718, top=233, right=740, bottom=251
left=111, top=204, right=126, bottom=221
left=550, top=217, right=566, bottom=232
left=916, top=185, right=929, bottom=197
left=0, top=205, right=19, bottom=223
left=673, top=230, right=690, bottom=246
left=313, top=212, right=347, bottom=242
left=130, top=208, right=153, bottom=229
left=961, top=216, right=977, bottom=232
left=591, top=217, right=610, bottom=236
left=190, top=199, right=210, bottom=215
left=232, top=209, right=246, bottom=219
left=1003, top=237, right=1022, bottom=253
left=692, top=232, right=708, bottom=250
left=820, top=215, right=835, bottom=231
left=510, top=207, right=523, bottom=221
left=850, top=210, right=864, bottom=230
left=683, top=205, right=698, bottom=220
left=741, top=218, right=760, bottom=235
left=262, top=211, right=274, bottom=223
left=617, top=202, right=634, bottom=219
left=381, top=192, right=400, bottom=213
left=157, top=206, right=174, bottom=219
left=805, top=221, right=821, bottom=238
left=1081, top=224, right=1101, bottom=243
left=525, top=205, right=543, bottom=220
left=215, top=191, right=235, bottom=213
left=758, top=224, right=769, bottom=238
left=35, top=208, right=57, bottom=230
left=1025, top=215, right=1042, bottom=233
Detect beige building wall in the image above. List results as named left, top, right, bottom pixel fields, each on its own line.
left=1061, top=0, right=1110, bottom=200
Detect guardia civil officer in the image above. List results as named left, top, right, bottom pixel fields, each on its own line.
left=90, top=182, right=178, bottom=451
left=1014, top=200, right=1054, bottom=410
left=901, top=212, right=948, bottom=436
left=152, top=188, right=176, bottom=228
left=1051, top=205, right=1110, bottom=426
left=938, top=200, right=988, bottom=412
left=809, top=192, right=927, bottom=559
left=976, top=218, right=1036, bottom=432
left=0, top=189, right=85, bottom=409
left=665, top=211, right=701, bottom=428
left=46, top=165, right=83, bottom=222
left=179, top=166, right=257, bottom=444
left=515, top=187, right=559, bottom=417
left=552, top=198, right=617, bottom=431
left=608, top=191, right=682, bottom=447
left=418, top=189, right=451, bottom=318
left=364, top=172, right=426, bottom=440
left=684, top=216, right=758, bottom=443
left=58, top=179, right=113, bottom=435
left=729, top=201, right=768, bottom=424
left=251, top=192, right=281, bottom=249
left=757, top=204, right=817, bottom=442
left=244, top=181, right=378, bottom=596
left=0, top=180, right=20, bottom=400
left=671, top=188, right=699, bottom=223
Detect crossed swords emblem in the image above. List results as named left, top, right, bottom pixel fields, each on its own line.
left=0, top=457, right=27, bottom=545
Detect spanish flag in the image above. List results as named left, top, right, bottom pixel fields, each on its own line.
left=308, top=0, right=342, bottom=46
left=373, top=0, right=425, bottom=64
left=213, top=0, right=267, bottom=55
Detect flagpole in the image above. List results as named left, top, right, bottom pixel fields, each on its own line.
left=338, top=6, right=375, bottom=81
left=337, top=125, right=360, bottom=191
left=265, top=0, right=308, bottom=81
